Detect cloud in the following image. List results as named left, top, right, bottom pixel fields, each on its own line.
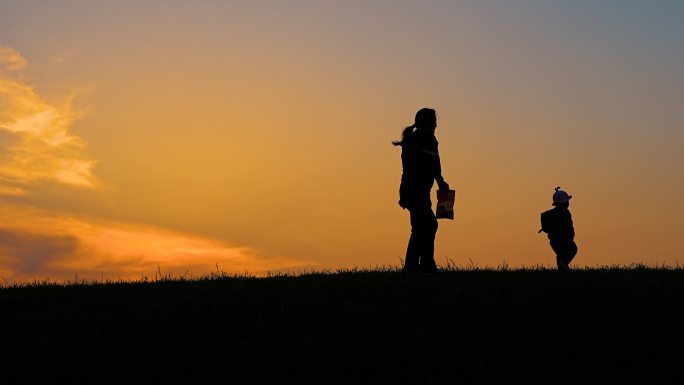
left=0, top=46, right=27, bottom=72
left=0, top=45, right=314, bottom=283
left=0, top=206, right=313, bottom=283
left=0, top=45, right=97, bottom=195
left=0, top=228, right=79, bottom=276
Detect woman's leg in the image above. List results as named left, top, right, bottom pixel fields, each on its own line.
left=410, top=205, right=438, bottom=273
left=403, top=214, right=420, bottom=272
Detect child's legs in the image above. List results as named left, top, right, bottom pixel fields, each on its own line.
left=565, top=241, right=578, bottom=265
left=556, top=257, right=569, bottom=271
left=551, top=241, right=577, bottom=271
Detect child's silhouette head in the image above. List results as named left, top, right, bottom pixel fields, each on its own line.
left=552, top=186, right=572, bottom=207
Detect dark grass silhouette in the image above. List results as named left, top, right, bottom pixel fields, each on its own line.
left=1, top=266, right=683, bottom=384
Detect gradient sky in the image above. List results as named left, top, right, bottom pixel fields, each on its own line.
left=0, top=1, right=682, bottom=282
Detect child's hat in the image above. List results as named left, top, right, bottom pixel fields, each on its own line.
left=552, top=186, right=572, bottom=205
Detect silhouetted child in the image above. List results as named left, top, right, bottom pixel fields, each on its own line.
left=539, top=187, right=577, bottom=271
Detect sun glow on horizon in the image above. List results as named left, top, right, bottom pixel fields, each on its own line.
left=0, top=206, right=314, bottom=283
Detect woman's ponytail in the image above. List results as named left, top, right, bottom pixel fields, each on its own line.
left=392, top=124, right=416, bottom=146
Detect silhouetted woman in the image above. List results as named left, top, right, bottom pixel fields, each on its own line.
left=393, top=108, right=449, bottom=274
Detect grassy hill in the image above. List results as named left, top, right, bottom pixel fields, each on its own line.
left=1, top=267, right=683, bottom=384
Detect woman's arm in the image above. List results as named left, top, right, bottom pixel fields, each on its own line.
left=433, top=146, right=449, bottom=191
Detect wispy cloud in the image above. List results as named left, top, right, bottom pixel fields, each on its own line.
left=0, top=205, right=312, bottom=283
left=0, top=45, right=28, bottom=71
left=0, top=45, right=97, bottom=194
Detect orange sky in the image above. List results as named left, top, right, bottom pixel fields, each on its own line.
left=0, top=1, right=683, bottom=282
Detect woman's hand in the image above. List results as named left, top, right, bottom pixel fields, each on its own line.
left=438, top=180, right=450, bottom=191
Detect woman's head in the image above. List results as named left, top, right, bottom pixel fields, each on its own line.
left=392, top=107, right=437, bottom=146
left=414, top=108, right=437, bottom=130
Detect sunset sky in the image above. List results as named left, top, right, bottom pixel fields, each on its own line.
left=1, top=1, right=683, bottom=282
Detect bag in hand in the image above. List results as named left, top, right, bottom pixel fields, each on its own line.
left=436, top=189, right=456, bottom=220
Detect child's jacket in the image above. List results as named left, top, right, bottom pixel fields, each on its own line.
left=540, top=206, right=575, bottom=242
